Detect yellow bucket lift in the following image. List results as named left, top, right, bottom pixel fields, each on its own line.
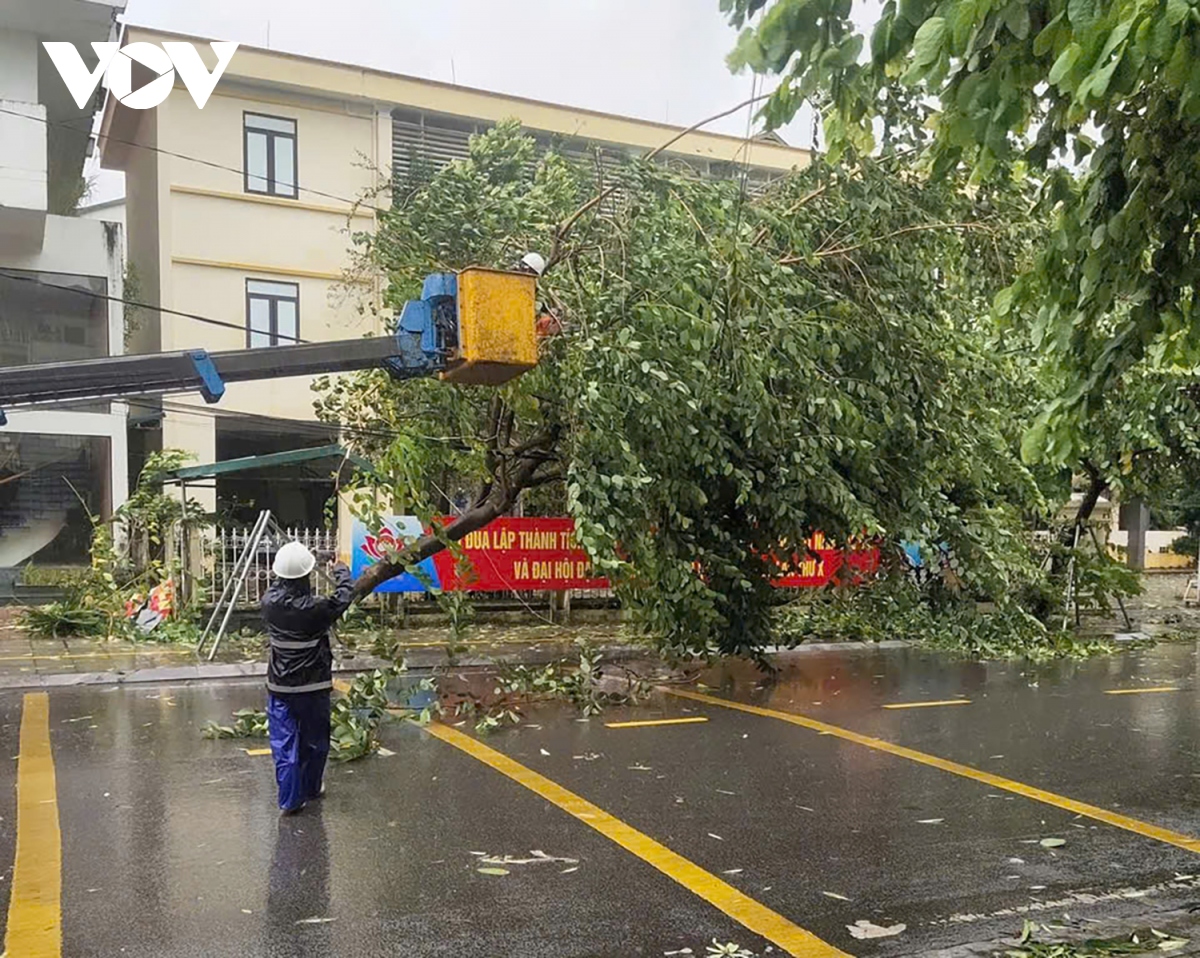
left=442, top=266, right=538, bottom=385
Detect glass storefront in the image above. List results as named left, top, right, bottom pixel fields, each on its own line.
left=0, top=268, right=109, bottom=366
left=0, top=432, right=111, bottom=568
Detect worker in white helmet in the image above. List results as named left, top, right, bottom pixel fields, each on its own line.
left=516, top=251, right=562, bottom=339
left=517, top=251, right=546, bottom=276
left=261, top=541, right=353, bottom=814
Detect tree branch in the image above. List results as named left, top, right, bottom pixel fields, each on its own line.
left=751, top=183, right=831, bottom=248
left=545, top=89, right=777, bottom=272
left=780, top=221, right=995, bottom=263
left=351, top=424, right=564, bottom=601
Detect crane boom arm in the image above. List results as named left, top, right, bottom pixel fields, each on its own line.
left=0, top=336, right=417, bottom=410
left=0, top=267, right=540, bottom=424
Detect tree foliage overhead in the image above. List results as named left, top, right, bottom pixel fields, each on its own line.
left=723, top=0, right=1200, bottom=461
left=323, top=120, right=1040, bottom=655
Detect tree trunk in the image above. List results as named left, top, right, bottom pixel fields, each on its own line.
left=349, top=420, right=562, bottom=602
left=1074, top=462, right=1107, bottom=530
left=349, top=499, right=503, bottom=601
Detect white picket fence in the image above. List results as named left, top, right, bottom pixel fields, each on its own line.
left=203, top=526, right=337, bottom=605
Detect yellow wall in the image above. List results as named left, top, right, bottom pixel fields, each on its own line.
left=147, top=81, right=388, bottom=443
left=162, top=405, right=218, bottom=512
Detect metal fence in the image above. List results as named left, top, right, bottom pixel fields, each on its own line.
left=198, top=525, right=615, bottom=608
left=203, top=526, right=337, bottom=606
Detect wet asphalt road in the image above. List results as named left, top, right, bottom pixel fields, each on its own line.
left=9, top=640, right=1200, bottom=957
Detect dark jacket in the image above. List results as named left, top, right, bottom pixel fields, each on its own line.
left=261, top=565, right=354, bottom=694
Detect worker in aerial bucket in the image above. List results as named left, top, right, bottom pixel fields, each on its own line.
left=262, top=541, right=354, bottom=814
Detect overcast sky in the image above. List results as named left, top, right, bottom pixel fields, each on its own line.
left=87, top=0, right=882, bottom=204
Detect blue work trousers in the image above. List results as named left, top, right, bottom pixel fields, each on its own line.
left=267, top=690, right=331, bottom=811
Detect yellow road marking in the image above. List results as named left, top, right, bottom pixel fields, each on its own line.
left=6, top=692, right=62, bottom=958
left=3, top=649, right=192, bottom=662
left=243, top=748, right=272, bottom=756
left=881, top=699, right=971, bottom=710
left=605, top=717, right=710, bottom=729
left=665, top=688, right=1200, bottom=855
left=425, top=722, right=850, bottom=957
left=1105, top=687, right=1180, bottom=695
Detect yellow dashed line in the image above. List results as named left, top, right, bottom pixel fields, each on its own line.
left=665, top=687, right=1200, bottom=855
left=1105, top=687, right=1181, bottom=695
left=6, top=692, right=62, bottom=958
left=605, top=717, right=710, bottom=729
left=881, top=699, right=971, bottom=710
left=425, top=722, right=850, bottom=957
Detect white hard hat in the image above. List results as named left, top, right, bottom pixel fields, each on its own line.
left=520, top=251, right=546, bottom=276
left=273, top=541, right=316, bottom=579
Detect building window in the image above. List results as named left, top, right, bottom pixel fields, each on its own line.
left=244, top=113, right=297, bottom=198
left=246, top=280, right=299, bottom=347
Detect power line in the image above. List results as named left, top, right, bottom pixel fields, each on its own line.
left=0, top=105, right=386, bottom=214
left=18, top=390, right=402, bottom=448
left=0, top=270, right=306, bottom=343
left=151, top=397, right=469, bottom=447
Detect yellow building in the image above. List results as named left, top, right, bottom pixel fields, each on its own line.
left=98, top=27, right=810, bottom=525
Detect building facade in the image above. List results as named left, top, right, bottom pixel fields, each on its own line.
left=99, top=27, right=811, bottom=526
left=0, top=0, right=128, bottom=578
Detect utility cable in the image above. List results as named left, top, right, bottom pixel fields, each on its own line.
left=57, top=393, right=458, bottom=451
left=0, top=270, right=306, bottom=343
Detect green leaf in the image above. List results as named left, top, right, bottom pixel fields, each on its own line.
left=1039, top=837, right=1066, bottom=848
left=1081, top=52, right=1122, bottom=100
left=898, top=0, right=926, bottom=25
left=1033, top=11, right=1065, bottom=55
left=1167, top=0, right=1190, bottom=25
left=476, top=867, right=511, bottom=876
left=1003, top=2, right=1031, bottom=40
left=913, top=17, right=947, bottom=65
left=1165, top=35, right=1192, bottom=87
left=1068, top=0, right=1097, bottom=29
left=839, top=34, right=865, bottom=66
left=1021, top=419, right=1049, bottom=464
left=1048, top=42, right=1082, bottom=85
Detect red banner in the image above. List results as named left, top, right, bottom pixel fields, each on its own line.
left=357, top=517, right=879, bottom=593
left=770, top=531, right=881, bottom=587
left=434, top=517, right=608, bottom=592
left=437, top=521, right=878, bottom=592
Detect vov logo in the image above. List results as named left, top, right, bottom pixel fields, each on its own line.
left=43, top=41, right=239, bottom=111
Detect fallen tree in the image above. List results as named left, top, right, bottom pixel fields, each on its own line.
left=324, top=119, right=1045, bottom=656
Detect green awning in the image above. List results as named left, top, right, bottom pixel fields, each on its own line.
left=166, top=444, right=372, bottom=482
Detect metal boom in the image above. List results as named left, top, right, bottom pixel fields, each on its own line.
left=0, top=268, right=544, bottom=422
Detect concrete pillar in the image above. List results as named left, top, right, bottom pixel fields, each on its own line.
left=161, top=409, right=216, bottom=513
left=1120, top=498, right=1150, bottom=570
left=337, top=491, right=357, bottom=566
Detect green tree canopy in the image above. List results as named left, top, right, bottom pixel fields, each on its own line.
left=723, top=0, right=1200, bottom=462
left=324, top=120, right=1041, bottom=655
